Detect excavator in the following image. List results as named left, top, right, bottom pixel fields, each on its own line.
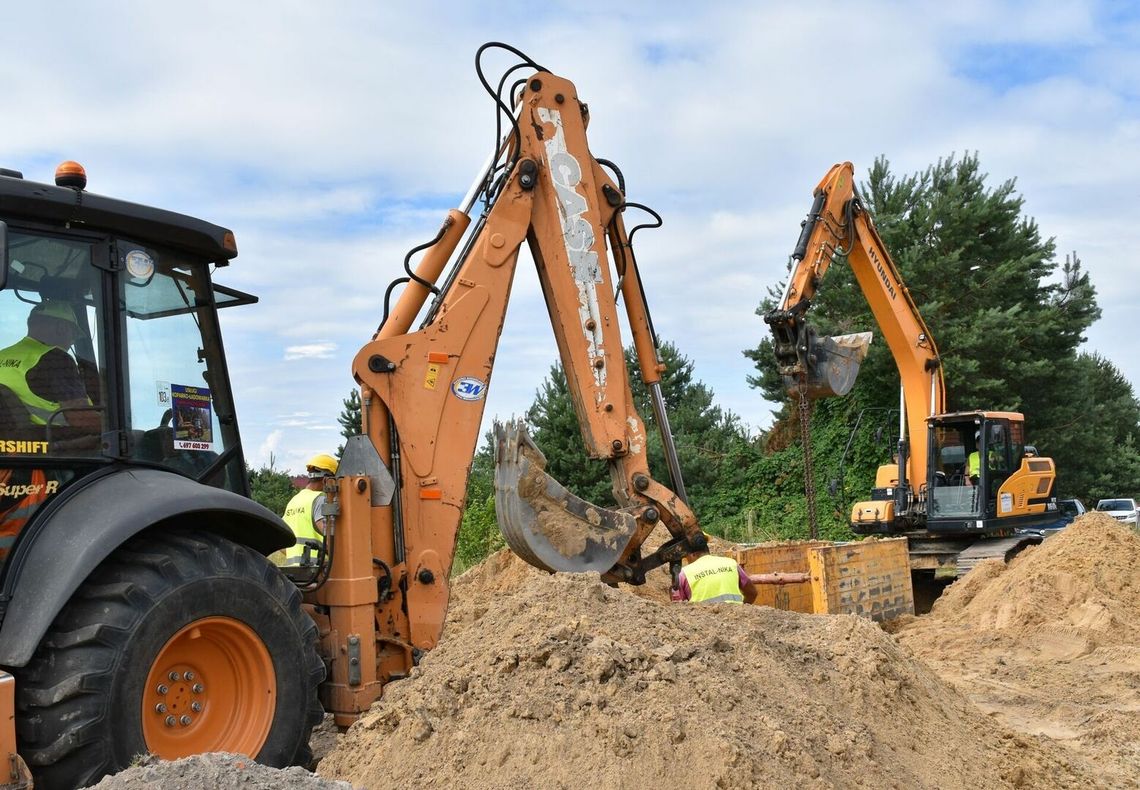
left=765, top=162, right=1059, bottom=580
left=0, top=43, right=702, bottom=788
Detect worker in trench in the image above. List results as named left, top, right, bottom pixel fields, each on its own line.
left=670, top=534, right=761, bottom=604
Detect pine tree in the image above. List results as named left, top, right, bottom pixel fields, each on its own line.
left=336, top=388, right=362, bottom=457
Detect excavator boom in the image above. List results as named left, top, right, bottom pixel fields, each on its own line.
left=767, top=162, right=944, bottom=506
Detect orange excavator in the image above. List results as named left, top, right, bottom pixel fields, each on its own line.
left=766, top=162, right=1059, bottom=579
left=0, top=43, right=700, bottom=788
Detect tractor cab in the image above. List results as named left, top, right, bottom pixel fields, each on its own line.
left=926, top=411, right=1054, bottom=533
left=0, top=163, right=256, bottom=566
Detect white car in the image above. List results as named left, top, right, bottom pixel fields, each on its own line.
left=1095, top=498, right=1139, bottom=526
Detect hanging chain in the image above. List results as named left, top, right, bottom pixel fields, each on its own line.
left=797, top=387, right=819, bottom=539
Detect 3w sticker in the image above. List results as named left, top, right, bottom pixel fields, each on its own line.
left=451, top=377, right=487, bottom=402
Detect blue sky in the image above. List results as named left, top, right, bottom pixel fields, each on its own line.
left=3, top=1, right=1138, bottom=473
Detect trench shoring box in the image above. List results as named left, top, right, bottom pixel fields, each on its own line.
left=728, top=537, right=913, bottom=621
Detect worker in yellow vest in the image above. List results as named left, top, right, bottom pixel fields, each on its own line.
left=280, top=453, right=338, bottom=566
left=0, top=301, right=98, bottom=433
left=672, top=534, right=759, bottom=604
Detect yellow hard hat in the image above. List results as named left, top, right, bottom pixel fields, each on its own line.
left=306, top=453, right=338, bottom=476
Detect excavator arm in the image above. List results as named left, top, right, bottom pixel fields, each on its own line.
left=311, top=48, right=702, bottom=725
left=765, top=162, right=945, bottom=515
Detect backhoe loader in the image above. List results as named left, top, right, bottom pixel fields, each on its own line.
left=766, top=162, right=1059, bottom=579
left=0, top=43, right=701, bottom=788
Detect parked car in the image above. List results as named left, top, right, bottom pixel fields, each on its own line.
left=1016, top=498, right=1086, bottom=540
left=1094, top=498, right=1139, bottom=526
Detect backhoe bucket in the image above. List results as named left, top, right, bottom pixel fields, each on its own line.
left=493, top=421, right=639, bottom=574
left=784, top=331, right=872, bottom=399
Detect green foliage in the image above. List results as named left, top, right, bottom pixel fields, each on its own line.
left=247, top=453, right=298, bottom=516
left=1041, top=352, right=1140, bottom=502
left=336, top=389, right=362, bottom=458
left=454, top=431, right=504, bottom=573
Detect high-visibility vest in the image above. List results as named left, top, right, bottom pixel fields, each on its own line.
left=968, top=451, right=980, bottom=477
left=0, top=337, right=64, bottom=425
left=686, top=554, right=744, bottom=604
left=282, top=488, right=323, bottom=564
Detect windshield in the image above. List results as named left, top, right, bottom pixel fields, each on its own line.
left=1097, top=499, right=1134, bottom=511
left=120, top=239, right=240, bottom=482
left=1059, top=501, right=1082, bottom=516
left=0, top=230, right=107, bottom=456
left=928, top=424, right=982, bottom=518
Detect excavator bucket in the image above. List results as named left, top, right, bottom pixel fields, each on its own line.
left=493, top=421, right=639, bottom=574
left=784, top=331, right=873, bottom=399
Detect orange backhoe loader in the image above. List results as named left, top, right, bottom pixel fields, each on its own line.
left=0, top=43, right=702, bottom=788
left=766, top=162, right=1059, bottom=579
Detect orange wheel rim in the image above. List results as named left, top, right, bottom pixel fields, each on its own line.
left=141, top=616, right=276, bottom=759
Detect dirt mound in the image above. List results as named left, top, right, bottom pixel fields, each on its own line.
left=896, top=512, right=1140, bottom=785
left=91, top=753, right=354, bottom=790
left=321, top=567, right=1091, bottom=788
left=929, top=512, right=1140, bottom=641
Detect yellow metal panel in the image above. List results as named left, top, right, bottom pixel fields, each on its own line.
left=729, top=541, right=826, bottom=614
left=809, top=538, right=914, bottom=621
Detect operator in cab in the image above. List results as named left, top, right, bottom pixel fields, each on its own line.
left=0, top=300, right=98, bottom=433
left=278, top=453, right=338, bottom=566
left=671, top=534, right=760, bottom=604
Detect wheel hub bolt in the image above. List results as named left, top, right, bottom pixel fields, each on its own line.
left=155, top=703, right=167, bottom=714
left=183, top=671, right=195, bottom=682
left=191, top=702, right=203, bottom=713
left=168, top=671, right=180, bottom=682
left=180, top=715, right=192, bottom=727
left=192, top=683, right=204, bottom=694
left=164, top=716, right=176, bottom=727
left=156, top=684, right=169, bottom=695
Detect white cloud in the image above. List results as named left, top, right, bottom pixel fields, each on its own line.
left=284, top=343, right=338, bottom=361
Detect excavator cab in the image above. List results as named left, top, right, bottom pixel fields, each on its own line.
left=926, top=412, right=1055, bottom=534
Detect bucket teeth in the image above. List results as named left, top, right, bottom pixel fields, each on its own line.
left=493, top=420, right=638, bottom=574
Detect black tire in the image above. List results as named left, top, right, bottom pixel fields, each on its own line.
left=12, top=530, right=324, bottom=789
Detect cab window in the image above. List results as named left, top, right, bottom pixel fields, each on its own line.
left=0, top=231, right=107, bottom=457
left=121, top=242, right=237, bottom=479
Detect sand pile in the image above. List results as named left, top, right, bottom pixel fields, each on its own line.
left=896, top=513, right=1140, bottom=785
left=320, top=550, right=1092, bottom=789
left=927, top=512, right=1140, bottom=642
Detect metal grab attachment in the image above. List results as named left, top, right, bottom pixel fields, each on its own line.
left=794, top=330, right=872, bottom=398
left=493, top=420, right=639, bottom=574
left=766, top=300, right=872, bottom=401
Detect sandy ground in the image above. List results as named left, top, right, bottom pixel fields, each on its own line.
left=96, top=513, right=1138, bottom=788
left=893, top=512, right=1140, bottom=788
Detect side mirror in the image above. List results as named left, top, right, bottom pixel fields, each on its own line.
left=0, top=221, right=8, bottom=290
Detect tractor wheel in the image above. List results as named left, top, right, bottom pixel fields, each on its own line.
left=13, top=530, right=324, bottom=789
